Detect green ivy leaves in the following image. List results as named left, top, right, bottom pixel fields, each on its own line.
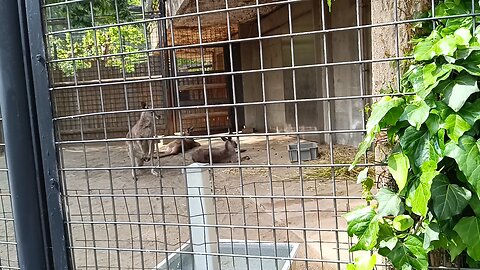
left=347, top=254, right=377, bottom=270
left=346, top=2, right=480, bottom=268
left=344, top=206, right=380, bottom=252
left=386, top=236, right=429, bottom=270
left=444, top=114, right=471, bottom=143
left=454, top=217, right=480, bottom=261
left=351, top=97, right=404, bottom=168
left=414, top=27, right=473, bottom=62
left=445, top=135, right=480, bottom=194
left=375, top=189, right=404, bottom=217
left=431, top=175, right=472, bottom=220
left=454, top=28, right=472, bottom=45
left=442, top=74, right=480, bottom=112
left=400, top=100, right=430, bottom=129
left=388, top=153, right=409, bottom=192
left=406, top=166, right=439, bottom=217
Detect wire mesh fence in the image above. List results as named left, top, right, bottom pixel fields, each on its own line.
left=19, top=0, right=476, bottom=269
left=0, top=115, right=19, bottom=270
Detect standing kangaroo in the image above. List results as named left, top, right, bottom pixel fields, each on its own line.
left=157, top=127, right=201, bottom=158
left=192, top=137, right=238, bottom=163
left=126, top=102, right=158, bottom=179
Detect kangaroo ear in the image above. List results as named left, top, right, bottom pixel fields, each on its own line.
left=221, top=137, right=227, bottom=141
left=141, top=101, right=147, bottom=109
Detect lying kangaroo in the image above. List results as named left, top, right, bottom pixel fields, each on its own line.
left=126, top=102, right=158, bottom=179
left=157, top=127, right=201, bottom=158
left=192, top=137, right=239, bottom=163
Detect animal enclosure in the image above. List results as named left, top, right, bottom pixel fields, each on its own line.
left=1, top=0, right=475, bottom=270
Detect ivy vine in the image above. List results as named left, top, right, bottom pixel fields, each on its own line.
left=347, top=0, right=480, bottom=269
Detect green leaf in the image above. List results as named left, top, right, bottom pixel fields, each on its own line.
left=405, top=65, right=424, bottom=93
left=431, top=174, right=472, bottom=220
left=444, top=114, right=471, bottom=143
left=387, top=236, right=428, bottom=270
left=350, top=218, right=380, bottom=252
left=445, top=135, right=480, bottom=194
left=434, top=35, right=457, bottom=57
left=356, top=167, right=369, bottom=184
left=419, top=63, right=454, bottom=98
left=348, top=254, right=377, bottom=270
left=350, top=131, right=375, bottom=170
left=375, top=188, right=404, bottom=217
left=400, top=126, right=425, bottom=150
left=344, top=206, right=376, bottom=237
left=426, top=113, right=441, bottom=135
left=423, top=222, right=440, bottom=250
left=447, top=231, right=467, bottom=261
left=406, top=168, right=438, bottom=217
left=457, top=51, right=480, bottom=76
left=377, top=221, right=396, bottom=244
left=351, top=97, right=405, bottom=168
left=379, top=106, right=404, bottom=128
left=414, top=31, right=441, bottom=61
left=366, top=97, right=405, bottom=133
left=388, top=153, right=410, bottom=192
left=400, top=127, right=442, bottom=170
left=403, top=236, right=429, bottom=270
left=459, top=99, right=480, bottom=126
left=470, top=193, right=480, bottom=217
left=393, top=215, right=414, bottom=232
left=454, top=28, right=472, bottom=45
left=454, top=217, right=480, bottom=261
left=467, top=255, right=480, bottom=268
left=400, top=100, right=430, bottom=129
left=380, top=237, right=398, bottom=250
left=443, top=73, right=480, bottom=112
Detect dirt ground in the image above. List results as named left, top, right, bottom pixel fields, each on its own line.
left=2, top=135, right=369, bottom=270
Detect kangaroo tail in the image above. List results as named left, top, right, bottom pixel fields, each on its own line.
left=154, top=151, right=177, bottom=159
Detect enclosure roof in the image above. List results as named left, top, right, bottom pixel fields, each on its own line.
left=167, top=0, right=281, bottom=26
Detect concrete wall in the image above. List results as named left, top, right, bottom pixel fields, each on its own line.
left=239, top=0, right=371, bottom=145
left=329, top=0, right=370, bottom=145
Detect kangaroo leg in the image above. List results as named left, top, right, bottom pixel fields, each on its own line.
left=127, top=141, right=138, bottom=180
left=149, top=139, right=163, bottom=177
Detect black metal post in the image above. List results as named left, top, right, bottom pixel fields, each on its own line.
left=23, top=0, right=70, bottom=268
left=0, top=0, right=69, bottom=269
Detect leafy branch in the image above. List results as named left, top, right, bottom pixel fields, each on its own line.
left=346, top=0, right=480, bottom=269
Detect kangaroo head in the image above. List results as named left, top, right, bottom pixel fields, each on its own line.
left=139, top=101, right=159, bottom=122
left=221, top=137, right=237, bottom=152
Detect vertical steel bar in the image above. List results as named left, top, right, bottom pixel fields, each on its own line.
left=23, top=0, right=71, bottom=267
left=0, top=0, right=67, bottom=269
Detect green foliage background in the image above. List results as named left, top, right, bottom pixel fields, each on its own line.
left=45, top=0, right=147, bottom=75
left=347, top=0, right=480, bottom=269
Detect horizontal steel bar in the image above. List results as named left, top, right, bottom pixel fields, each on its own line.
left=66, top=219, right=347, bottom=230
left=67, top=245, right=351, bottom=265
left=55, top=128, right=368, bottom=145
left=65, top=193, right=363, bottom=200
left=58, top=162, right=377, bottom=171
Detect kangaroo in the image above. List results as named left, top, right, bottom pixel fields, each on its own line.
left=157, top=127, right=201, bottom=158
left=126, top=101, right=158, bottom=179
left=192, top=137, right=238, bottom=163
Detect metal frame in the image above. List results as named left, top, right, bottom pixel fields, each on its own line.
left=1, top=0, right=478, bottom=269
left=0, top=0, right=69, bottom=269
